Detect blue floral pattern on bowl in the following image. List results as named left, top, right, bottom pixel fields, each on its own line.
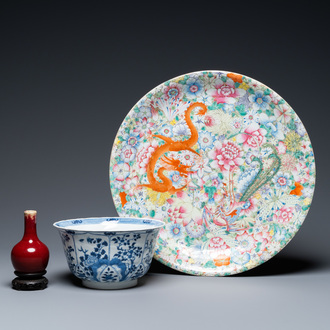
left=54, top=217, right=164, bottom=289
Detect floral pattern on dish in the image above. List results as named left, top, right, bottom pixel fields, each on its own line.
left=109, top=70, right=315, bottom=276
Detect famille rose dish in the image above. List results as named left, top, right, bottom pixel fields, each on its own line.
left=109, top=70, right=315, bottom=276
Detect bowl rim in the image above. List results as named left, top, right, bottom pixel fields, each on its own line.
left=53, top=216, right=165, bottom=232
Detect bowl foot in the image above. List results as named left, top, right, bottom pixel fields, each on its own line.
left=82, top=279, right=138, bottom=290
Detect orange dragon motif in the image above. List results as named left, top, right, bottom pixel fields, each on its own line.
left=140, top=102, right=207, bottom=194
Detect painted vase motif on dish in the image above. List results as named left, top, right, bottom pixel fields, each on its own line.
left=109, top=71, right=315, bottom=275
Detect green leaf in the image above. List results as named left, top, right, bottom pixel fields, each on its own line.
left=264, top=88, right=271, bottom=95
left=236, top=104, right=246, bottom=116
left=204, top=260, right=216, bottom=268
left=185, top=236, right=194, bottom=247
left=265, top=109, right=272, bottom=116
left=204, top=185, right=217, bottom=199
left=248, top=88, right=255, bottom=94
left=208, top=101, right=222, bottom=110
left=218, top=172, right=224, bottom=180
left=255, top=242, right=262, bottom=253
left=294, top=151, right=304, bottom=158
left=201, top=235, right=208, bottom=242
left=287, top=118, right=296, bottom=130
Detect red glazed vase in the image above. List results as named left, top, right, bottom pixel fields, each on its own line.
left=11, top=210, right=49, bottom=274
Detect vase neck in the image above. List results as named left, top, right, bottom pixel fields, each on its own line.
left=23, top=210, right=38, bottom=238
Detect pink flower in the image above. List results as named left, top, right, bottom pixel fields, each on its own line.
left=236, top=231, right=257, bottom=253
left=281, top=154, right=296, bottom=172
left=276, top=141, right=287, bottom=155
left=270, top=91, right=282, bottom=105
left=240, top=198, right=257, bottom=216
left=211, top=78, right=246, bottom=104
left=163, top=82, right=183, bottom=100
left=254, top=227, right=271, bottom=252
left=167, top=191, right=203, bottom=226
left=237, top=123, right=267, bottom=150
left=208, top=237, right=229, bottom=250
left=176, top=249, right=189, bottom=262
left=123, top=176, right=139, bottom=196
left=209, top=140, right=244, bottom=171
left=121, top=145, right=136, bottom=162
left=273, top=206, right=294, bottom=223
left=300, top=140, right=310, bottom=152
left=204, top=115, right=216, bottom=127
left=112, top=162, right=130, bottom=181
left=167, top=203, right=186, bottom=223
left=293, top=162, right=309, bottom=184
left=133, top=117, right=155, bottom=137
left=136, top=141, right=159, bottom=173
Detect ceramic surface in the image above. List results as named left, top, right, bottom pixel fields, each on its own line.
left=109, top=70, right=315, bottom=276
left=53, top=217, right=164, bottom=288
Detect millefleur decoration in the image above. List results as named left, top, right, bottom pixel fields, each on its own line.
left=109, top=70, right=315, bottom=276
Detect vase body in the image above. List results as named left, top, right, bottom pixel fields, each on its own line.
left=11, top=210, right=49, bottom=274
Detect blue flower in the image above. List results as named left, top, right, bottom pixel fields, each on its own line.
left=122, top=132, right=140, bottom=148
left=136, top=105, right=152, bottom=118
left=273, top=227, right=287, bottom=242
left=159, top=125, right=173, bottom=137
left=168, top=222, right=184, bottom=239
left=273, top=171, right=292, bottom=189
left=249, top=90, right=271, bottom=110
left=120, top=145, right=137, bottom=162
left=198, top=131, right=215, bottom=150
left=169, top=171, right=184, bottom=189
left=231, top=251, right=250, bottom=265
left=243, top=108, right=260, bottom=126
left=184, top=77, right=203, bottom=98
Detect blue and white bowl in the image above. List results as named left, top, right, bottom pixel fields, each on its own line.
left=53, top=217, right=164, bottom=289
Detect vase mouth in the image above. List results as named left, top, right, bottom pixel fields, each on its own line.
left=24, top=210, right=37, bottom=216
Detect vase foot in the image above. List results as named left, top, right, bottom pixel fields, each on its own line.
left=12, top=276, right=48, bottom=291
left=82, top=279, right=138, bottom=290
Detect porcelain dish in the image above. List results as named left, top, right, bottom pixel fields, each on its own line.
left=109, top=70, right=315, bottom=276
left=54, top=217, right=164, bottom=289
